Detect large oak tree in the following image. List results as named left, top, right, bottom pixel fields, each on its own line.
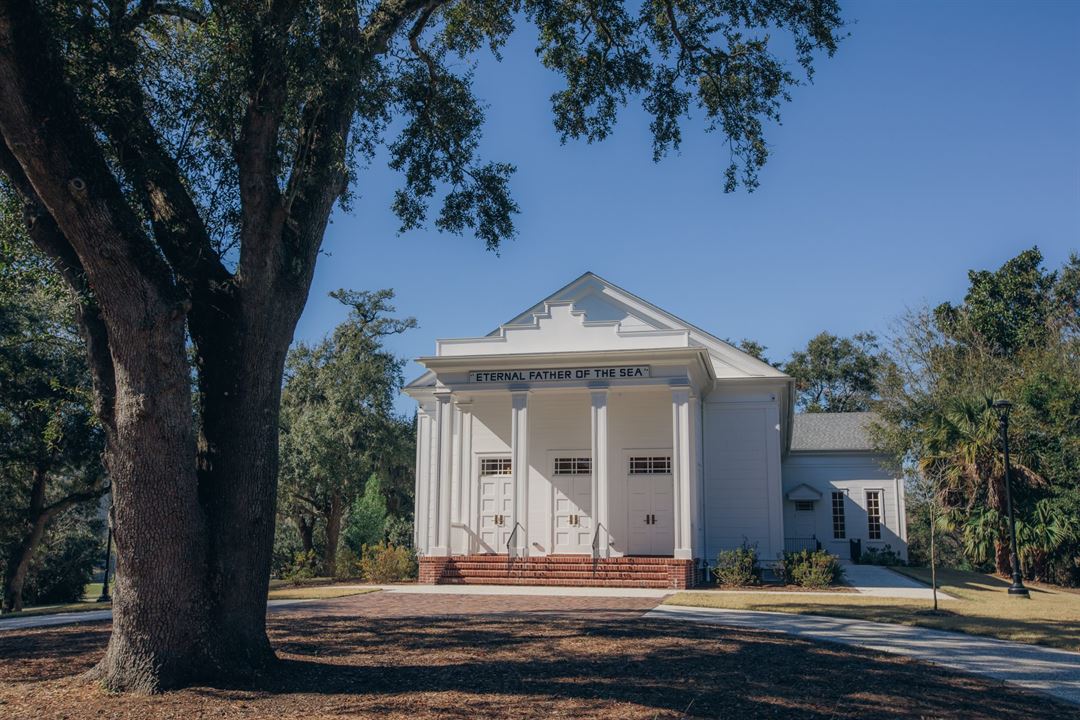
left=0, top=0, right=844, bottom=692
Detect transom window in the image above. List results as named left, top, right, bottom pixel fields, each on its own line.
left=866, top=491, right=882, bottom=540
left=479, top=457, right=512, bottom=476
left=831, top=492, right=846, bottom=540
left=794, top=500, right=815, bottom=512
left=629, top=456, right=672, bottom=475
left=553, top=457, right=592, bottom=475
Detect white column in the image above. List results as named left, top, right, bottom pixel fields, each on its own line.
left=590, top=389, right=609, bottom=558
left=510, top=391, right=529, bottom=556
left=414, top=405, right=431, bottom=553
left=425, top=401, right=440, bottom=554
left=448, top=402, right=462, bottom=552
left=432, top=392, right=454, bottom=556
left=672, top=387, right=693, bottom=560
left=452, top=400, right=473, bottom=554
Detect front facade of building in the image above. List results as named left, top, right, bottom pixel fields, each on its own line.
left=405, top=273, right=907, bottom=587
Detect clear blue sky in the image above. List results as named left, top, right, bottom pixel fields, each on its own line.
left=294, top=0, right=1080, bottom=415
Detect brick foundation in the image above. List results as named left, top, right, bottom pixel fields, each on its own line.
left=419, top=554, right=699, bottom=589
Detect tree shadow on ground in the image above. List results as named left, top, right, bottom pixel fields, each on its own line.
left=227, top=611, right=1073, bottom=719
left=1, top=607, right=1076, bottom=719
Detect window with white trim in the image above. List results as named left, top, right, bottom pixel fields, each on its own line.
left=553, top=457, right=592, bottom=475
left=866, top=490, right=882, bottom=540
left=629, top=456, right=672, bottom=474
left=831, top=492, right=846, bottom=540
left=479, top=457, right=512, bottom=476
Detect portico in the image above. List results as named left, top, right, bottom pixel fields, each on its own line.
left=411, top=348, right=710, bottom=563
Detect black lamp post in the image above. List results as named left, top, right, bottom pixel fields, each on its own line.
left=991, top=399, right=1029, bottom=598
left=97, top=526, right=112, bottom=603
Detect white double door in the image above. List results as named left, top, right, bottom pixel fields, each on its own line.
left=478, top=471, right=514, bottom=552
left=552, top=472, right=593, bottom=554
left=627, top=470, right=675, bottom=556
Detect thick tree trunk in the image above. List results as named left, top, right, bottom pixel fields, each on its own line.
left=2, top=468, right=49, bottom=613
left=191, top=303, right=297, bottom=679
left=87, top=313, right=211, bottom=693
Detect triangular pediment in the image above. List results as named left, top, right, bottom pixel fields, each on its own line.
left=786, top=484, right=824, bottom=502
left=435, top=300, right=690, bottom=357
left=456, top=272, right=787, bottom=379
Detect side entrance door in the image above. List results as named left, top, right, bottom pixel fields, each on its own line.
left=477, top=456, right=513, bottom=553
left=551, top=455, right=593, bottom=554
left=626, top=454, right=675, bottom=556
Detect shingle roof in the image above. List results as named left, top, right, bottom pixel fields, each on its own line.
left=789, top=412, right=879, bottom=452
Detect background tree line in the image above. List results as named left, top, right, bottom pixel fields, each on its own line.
left=741, top=247, right=1078, bottom=586
left=274, top=289, right=417, bottom=581
left=0, top=191, right=108, bottom=613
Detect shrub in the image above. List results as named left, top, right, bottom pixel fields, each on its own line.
left=335, top=547, right=363, bottom=579
left=343, top=475, right=388, bottom=553
left=383, top=515, right=414, bottom=549
left=359, top=543, right=416, bottom=583
left=271, top=520, right=304, bottom=579
left=712, top=541, right=758, bottom=587
left=23, top=515, right=102, bottom=606
left=284, top=549, right=320, bottom=585
left=859, top=544, right=904, bottom=567
left=778, top=549, right=844, bottom=589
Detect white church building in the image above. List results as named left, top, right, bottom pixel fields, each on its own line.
left=405, top=273, right=907, bottom=588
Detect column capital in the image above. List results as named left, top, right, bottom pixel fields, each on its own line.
left=589, top=387, right=609, bottom=405
left=434, top=390, right=453, bottom=404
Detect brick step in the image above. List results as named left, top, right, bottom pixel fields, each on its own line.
left=448, top=561, right=670, bottom=572
left=438, top=577, right=672, bottom=588
left=454, top=555, right=678, bottom=564
left=442, top=570, right=671, bottom=581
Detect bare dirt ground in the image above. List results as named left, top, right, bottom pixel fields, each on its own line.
left=1, top=591, right=1076, bottom=719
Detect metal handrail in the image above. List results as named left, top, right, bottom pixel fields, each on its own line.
left=591, top=524, right=601, bottom=574
left=506, top=522, right=524, bottom=575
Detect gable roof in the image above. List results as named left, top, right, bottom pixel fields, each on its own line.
left=490, top=271, right=787, bottom=380
left=790, top=412, right=880, bottom=452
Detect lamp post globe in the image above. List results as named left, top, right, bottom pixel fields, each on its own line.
left=991, top=399, right=1029, bottom=598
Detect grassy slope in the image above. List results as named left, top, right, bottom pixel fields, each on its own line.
left=666, top=566, right=1080, bottom=651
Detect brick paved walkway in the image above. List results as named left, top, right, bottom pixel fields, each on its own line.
left=271, top=590, right=662, bottom=622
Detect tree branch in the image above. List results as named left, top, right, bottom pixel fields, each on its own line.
left=41, top=479, right=110, bottom=519
left=0, top=141, right=118, bottom=437
left=97, top=51, right=233, bottom=295
left=0, top=0, right=183, bottom=326
left=278, top=0, right=449, bottom=294
left=233, top=0, right=300, bottom=289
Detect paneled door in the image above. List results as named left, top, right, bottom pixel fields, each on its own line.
left=626, top=454, right=675, bottom=556
left=477, top=457, right=513, bottom=553
left=551, top=456, right=593, bottom=554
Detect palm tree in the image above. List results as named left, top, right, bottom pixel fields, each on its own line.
left=918, top=396, right=1044, bottom=576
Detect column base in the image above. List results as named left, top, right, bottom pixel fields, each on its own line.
left=429, top=546, right=451, bottom=557
left=673, top=548, right=693, bottom=560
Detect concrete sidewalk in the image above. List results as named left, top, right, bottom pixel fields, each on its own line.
left=648, top=604, right=1080, bottom=707
left=0, top=598, right=316, bottom=632
left=842, top=564, right=953, bottom=599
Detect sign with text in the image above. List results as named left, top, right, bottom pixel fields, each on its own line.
left=468, top=366, right=651, bottom=383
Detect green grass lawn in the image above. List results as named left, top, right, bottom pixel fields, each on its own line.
left=666, top=566, right=1080, bottom=651
left=0, top=582, right=378, bottom=622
